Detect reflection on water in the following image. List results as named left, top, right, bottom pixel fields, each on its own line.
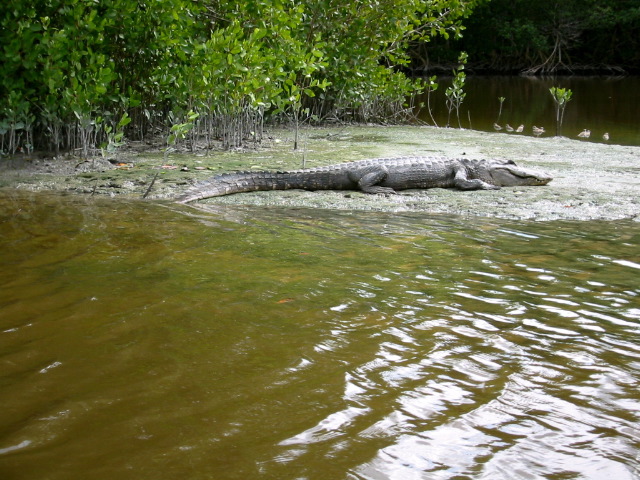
left=1, top=191, right=639, bottom=480
left=416, top=76, right=640, bottom=147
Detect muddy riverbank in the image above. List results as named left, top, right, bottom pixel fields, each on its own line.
left=1, top=126, right=638, bottom=221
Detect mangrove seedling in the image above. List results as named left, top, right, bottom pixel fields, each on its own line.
left=100, top=112, right=131, bottom=159
left=425, top=75, right=439, bottom=127
left=496, top=96, right=506, bottom=124
left=549, top=87, right=573, bottom=136
left=165, top=110, right=199, bottom=162
left=445, top=52, right=468, bottom=128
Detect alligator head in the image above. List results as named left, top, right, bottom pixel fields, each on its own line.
left=489, top=160, right=552, bottom=187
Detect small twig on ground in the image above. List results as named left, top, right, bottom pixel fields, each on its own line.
left=142, top=171, right=160, bottom=199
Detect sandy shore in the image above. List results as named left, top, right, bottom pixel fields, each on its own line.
left=1, top=126, right=639, bottom=221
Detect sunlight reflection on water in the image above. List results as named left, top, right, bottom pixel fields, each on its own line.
left=0, top=192, right=639, bottom=480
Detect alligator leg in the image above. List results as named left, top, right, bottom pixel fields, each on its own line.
left=353, top=167, right=397, bottom=194
left=452, top=164, right=500, bottom=190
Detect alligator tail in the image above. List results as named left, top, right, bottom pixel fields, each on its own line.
left=175, top=170, right=343, bottom=203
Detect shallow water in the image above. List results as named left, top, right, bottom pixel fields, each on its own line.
left=1, top=191, right=639, bottom=479
left=417, top=76, right=640, bottom=147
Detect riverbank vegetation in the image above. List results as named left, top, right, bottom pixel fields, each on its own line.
left=0, top=0, right=483, bottom=156
left=3, top=0, right=638, bottom=158
left=420, top=0, right=640, bottom=74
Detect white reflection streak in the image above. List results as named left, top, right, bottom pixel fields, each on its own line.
left=278, top=405, right=370, bottom=446
left=0, top=440, right=32, bottom=455
left=578, top=309, right=639, bottom=328
left=522, top=318, right=579, bottom=335
left=612, top=259, right=640, bottom=270
left=355, top=375, right=639, bottom=480
left=278, top=333, right=414, bottom=450
left=39, top=361, right=63, bottom=374
left=453, top=292, right=510, bottom=304
left=356, top=419, right=496, bottom=480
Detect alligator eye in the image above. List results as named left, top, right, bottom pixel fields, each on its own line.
left=506, top=160, right=516, bottom=165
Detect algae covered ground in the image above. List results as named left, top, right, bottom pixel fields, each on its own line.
left=1, top=126, right=639, bottom=221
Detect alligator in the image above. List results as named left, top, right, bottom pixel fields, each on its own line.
left=176, top=156, right=552, bottom=203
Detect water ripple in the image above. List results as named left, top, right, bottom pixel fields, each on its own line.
left=1, top=194, right=639, bottom=480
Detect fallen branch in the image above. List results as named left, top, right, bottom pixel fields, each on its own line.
left=142, top=172, right=160, bottom=199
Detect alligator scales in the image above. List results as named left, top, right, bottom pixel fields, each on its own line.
left=176, top=156, right=552, bottom=203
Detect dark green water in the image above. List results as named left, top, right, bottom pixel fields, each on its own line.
left=1, top=191, right=639, bottom=480
left=417, top=76, right=640, bottom=146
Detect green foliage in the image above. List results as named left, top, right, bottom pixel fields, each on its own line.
left=168, top=110, right=199, bottom=147
left=445, top=52, right=468, bottom=128
left=438, top=0, right=640, bottom=73
left=1, top=0, right=482, bottom=154
left=549, top=87, right=573, bottom=136
left=101, top=113, right=130, bottom=158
